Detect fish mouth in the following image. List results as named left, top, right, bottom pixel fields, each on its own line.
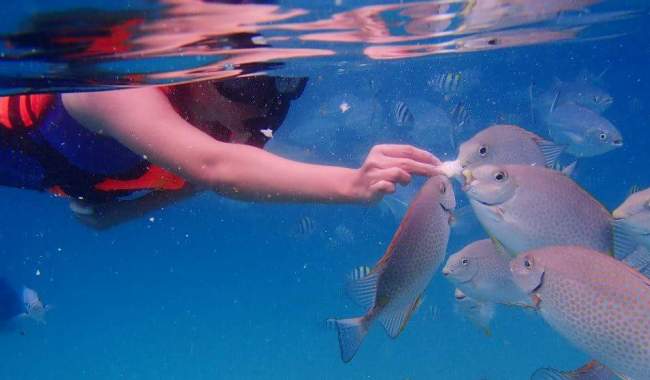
left=612, top=139, right=623, bottom=147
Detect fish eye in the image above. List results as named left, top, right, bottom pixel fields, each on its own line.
left=599, top=132, right=607, bottom=140
left=494, top=171, right=506, bottom=182
left=524, top=259, right=532, bottom=269
left=478, top=145, right=488, bottom=157
left=461, top=258, right=469, bottom=266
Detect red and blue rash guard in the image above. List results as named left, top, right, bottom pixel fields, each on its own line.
left=0, top=91, right=186, bottom=202
left=0, top=76, right=306, bottom=202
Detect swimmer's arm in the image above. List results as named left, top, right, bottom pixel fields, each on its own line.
left=62, top=88, right=440, bottom=203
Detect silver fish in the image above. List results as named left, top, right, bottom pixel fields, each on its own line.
left=442, top=239, right=530, bottom=306
left=439, top=124, right=564, bottom=178
left=531, top=360, right=620, bottom=380
left=511, top=246, right=650, bottom=380
left=333, top=175, right=455, bottom=362
left=21, top=287, right=49, bottom=324
left=463, top=164, right=612, bottom=256
left=453, top=288, right=494, bottom=336
left=545, top=103, right=622, bottom=157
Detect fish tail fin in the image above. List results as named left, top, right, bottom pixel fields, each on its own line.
left=334, top=316, right=370, bottom=363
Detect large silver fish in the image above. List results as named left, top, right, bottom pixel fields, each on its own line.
left=442, top=239, right=530, bottom=306
left=535, top=72, right=614, bottom=114
left=463, top=164, right=612, bottom=256
left=440, top=124, right=564, bottom=178
left=545, top=103, right=622, bottom=158
left=511, top=245, right=650, bottom=380
left=333, top=175, right=455, bottom=362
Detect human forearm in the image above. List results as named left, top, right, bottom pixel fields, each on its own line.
left=200, top=143, right=359, bottom=202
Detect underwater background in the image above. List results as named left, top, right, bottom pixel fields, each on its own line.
left=0, top=0, right=649, bottom=379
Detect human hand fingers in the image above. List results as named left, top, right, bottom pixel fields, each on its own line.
left=368, top=180, right=396, bottom=199
left=371, top=144, right=441, bottom=165
left=372, top=167, right=412, bottom=186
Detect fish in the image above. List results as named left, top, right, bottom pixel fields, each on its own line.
left=450, top=101, right=470, bottom=130
left=428, top=71, right=464, bottom=94
left=462, top=164, right=613, bottom=256
left=453, top=288, right=494, bottom=336
left=531, top=360, right=620, bottom=380
left=439, top=124, right=564, bottom=179
left=293, top=216, right=316, bottom=238
left=332, top=175, right=455, bottom=362
left=394, top=101, right=415, bottom=128
left=545, top=103, right=622, bottom=157
left=510, top=245, right=650, bottom=380
left=612, top=187, right=650, bottom=258
left=532, top=71, right=614, bottom=116
left=442, top=239, right=530, bottom=306
left=20, top=287, right=49, bottom=324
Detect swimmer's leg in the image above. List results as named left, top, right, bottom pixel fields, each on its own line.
left=70, top=187, right=198, bottom=230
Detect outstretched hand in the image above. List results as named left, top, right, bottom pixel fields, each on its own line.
left=348, top=144, right=442, bottom=203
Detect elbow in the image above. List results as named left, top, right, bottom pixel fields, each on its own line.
left=182, top=154, right=240, bottom=193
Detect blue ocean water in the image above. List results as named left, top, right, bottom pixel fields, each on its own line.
left=0, top=1, right=649, bottom=379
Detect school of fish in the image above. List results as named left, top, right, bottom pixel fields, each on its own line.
left=327, top=72, right=650, bottom=380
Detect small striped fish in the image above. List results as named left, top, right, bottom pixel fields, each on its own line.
left=450, top=101, right=469, bottom=129
left=394, top=101, right=415, bottom=127
left=428, top=72, right=463, bottom=93
left=294, top=216, right=316, bottom=237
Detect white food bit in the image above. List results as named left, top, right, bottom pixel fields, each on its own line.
left=439, top=160, right=462, bottom=178
left=260, top=128, right=274, bottom=138
left=149, top=217, right=156, bottom=223
left=251, top=36, right=267, bottom=45
left=35, top=269, right=41, bottom=276
left=339, top=102, right=351, bottom=113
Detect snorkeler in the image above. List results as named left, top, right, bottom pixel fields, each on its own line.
left=0, top=75, right=441, bottom=229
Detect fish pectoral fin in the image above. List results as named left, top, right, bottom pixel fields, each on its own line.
left=530, top=367, right=572, bottom=380
left=534, top=138, right=566, bottom=167
left=561, top=131, right=585, bottom=145
left=346, top=269, right=379, bottom=310
left=378, top=295, right=423, bottom=339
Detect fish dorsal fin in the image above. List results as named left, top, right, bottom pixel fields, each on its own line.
left=628, top=185, right=641, bottom=196
left=534, top=138, right=566, bottom=167
left=622, top=246, right=650, bottom=278
left=550, top=90, right=562, bottom=113
left=612, top=220, right=639, bottom=260
left=346, top=267, right=379, bottom=310
left=491, top=238, right=513, bottom=260
left=377, top=295, right=423, bottom=339
left=560, top=161, right=578, bottom=177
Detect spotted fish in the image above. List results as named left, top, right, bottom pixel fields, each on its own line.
left=463, top=164, right=612, bottom=256
left=511, top=246, right=650, bottom=379
left=333, top=175, right=455, bottom=362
